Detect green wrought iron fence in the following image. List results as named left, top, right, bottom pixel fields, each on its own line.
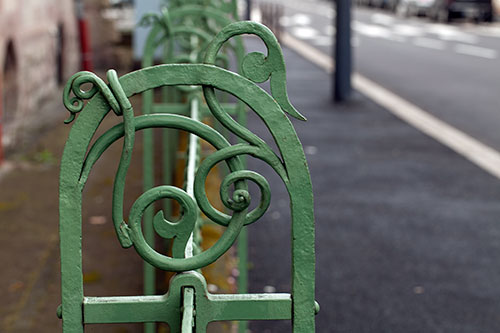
left=138, top=4, right=249, bottom=331
left=58, top=20, right=317, bottom=332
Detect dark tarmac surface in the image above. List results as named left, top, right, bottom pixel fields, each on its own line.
left=246, top=40, right=500, bottom=332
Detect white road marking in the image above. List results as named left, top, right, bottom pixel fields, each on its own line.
left=371, top=13, right=395, bottom=26
left=290, top=13, right=312, bottom=26
left=325, top=25, right=335, bottom=36
left=425, top=24, right=478, bottom=44
left=251, top=7, right=262, bottom=23
left=280, top=14, right=315, bottom=31
left=269, top=0, right=335, bottom=18
left=281, top=32, right=500, bottom=180
left=393, top=24, right=424, bottom=37
left=353, top=21, right=395, bottom=39
left=454, top=44, right=497, bottom=59
left=291, top=26, right=319, bottom=39
left=468, top=25, right=500, bottom=38
left=313, top=35, right=332, bottom=46
left=353, top=21, right=407, bottom=42
left=412, top=37, right=446, bottom=50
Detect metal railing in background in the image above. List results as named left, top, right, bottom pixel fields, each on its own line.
left=139, top=2, right=248, bottom=331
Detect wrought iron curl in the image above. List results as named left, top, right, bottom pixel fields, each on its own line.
left=128, top=185, right=198, bottom=260
left=194, top=144, right=272, bottom=227
left=203, top=21, right=306, bottom=121
left=63, top=71, right=122, bottom=124
left=122, top=178, right=249, bottom=271
left=121, top=139, right=273, bottom=269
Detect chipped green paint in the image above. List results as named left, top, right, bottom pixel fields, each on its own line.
left=59, top=21, right=316, bottom=332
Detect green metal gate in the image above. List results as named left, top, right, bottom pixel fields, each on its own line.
left=58, top=20, right=317, bottom=332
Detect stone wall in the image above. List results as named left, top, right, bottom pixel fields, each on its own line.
left=0, top=0, right=79, bottom=154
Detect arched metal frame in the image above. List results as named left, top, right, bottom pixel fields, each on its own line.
left=59, top=22, right=316, bottom=332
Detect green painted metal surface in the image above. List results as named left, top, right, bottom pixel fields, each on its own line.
left=139, top=6, right=249, bottom=333
left=59, top=19, right=316, bottom=332
left=138, top=7, right=247, bottom=333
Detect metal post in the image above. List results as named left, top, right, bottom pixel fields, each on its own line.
left=334, top=0, right=352, bottom=101
left=246, top=0, right=252, bottom=20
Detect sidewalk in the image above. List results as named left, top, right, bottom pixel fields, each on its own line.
left=0, top=108, right=146, bottom=332
left=245, top=39, right=500, bottom=332
left=0, top=94, right=235, bottom=332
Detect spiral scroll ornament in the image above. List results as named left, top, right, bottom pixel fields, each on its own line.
left=62, top=21, right=304, bottom=273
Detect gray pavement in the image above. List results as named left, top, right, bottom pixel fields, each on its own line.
left=0, top=112, right=146, bottom=332
left=246, top=37, right=500, bottom=332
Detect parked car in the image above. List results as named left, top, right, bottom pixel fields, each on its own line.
left=356, top=0, right=400, bottom=11
left=427, top=0, right=493, bottom=22
left=396, top=0, right=436, bottom=16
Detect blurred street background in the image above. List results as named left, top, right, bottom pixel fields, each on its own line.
left=1, top=0, right=500, bottom=332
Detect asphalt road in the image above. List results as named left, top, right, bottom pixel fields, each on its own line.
left=245, top=35, right=500, bottom=333
left=246, top=2, right=500, bottom=332
left=258, top=0, right=500, bottom=150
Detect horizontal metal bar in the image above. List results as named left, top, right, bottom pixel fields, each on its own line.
left=209, top=293, right=292, bottom=321
left=152, top=103, right=189, bottom=115
left=152, top=103, right=239, bottom=116
left=83, top=293, right=292, bottom=324
left=84, top=295, right=173, bottom=324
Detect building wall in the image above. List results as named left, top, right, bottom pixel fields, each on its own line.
left=494, top=0, right=500, bottom=17
left=0, top=0, right=79, bottom=153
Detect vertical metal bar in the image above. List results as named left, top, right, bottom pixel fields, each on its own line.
left=236, top=103, right=249, bottom=333
left=246, top=0, right=252, bottom=20
left=334, top=0, right=352, bottom=101
left=185, top=97, right=200, bottom=259
left=237, top=228, right=248, bottom=333
left=162, top=58, right=176, bottom=219
left=181, top=287, right=195, bottom=332
left=143, top=88, right=156, bottom=333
